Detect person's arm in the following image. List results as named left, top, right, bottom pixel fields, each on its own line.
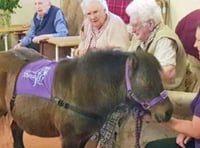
left=73, top=21, right=88, bottom=57
left=166, top=116, right=200, bottom=139
left=154, top=38, right=177, bottom=84
left=160, top=65, right=176, bottom=84
left=32, top=10, right=69, bottom=44
left=14, top=20, right=36, bottom=48
left=53, top=9, right=69, bottom=37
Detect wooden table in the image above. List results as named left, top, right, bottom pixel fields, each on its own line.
left=40, top=36, right=80, bottom=61
left=0, top=24, right=29, bottom=51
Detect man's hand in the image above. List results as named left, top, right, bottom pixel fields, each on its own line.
left=32, top=34, right=52, bottom=44
left=14, top=43, right=22, bottom=49
left=160, top=65, right=176, bottom=84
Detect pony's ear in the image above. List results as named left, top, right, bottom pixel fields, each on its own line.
left=129, top=53, right=138, bottom=72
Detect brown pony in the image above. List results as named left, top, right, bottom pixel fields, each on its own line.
left=0, top=48, right=173, bottom=148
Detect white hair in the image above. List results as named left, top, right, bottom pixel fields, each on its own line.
left=80, top=0, right=108, bottom=15
left=126, top=0, right=163, bottom=25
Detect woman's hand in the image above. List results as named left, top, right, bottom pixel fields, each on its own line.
left=73, top=49, right=87, bottom=57
left=176, top=133, right=191, bottom=148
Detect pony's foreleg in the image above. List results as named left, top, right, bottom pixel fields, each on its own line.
left=11, top=121, right=25, bottom=148
left=80, top=135, right=94, bottom=148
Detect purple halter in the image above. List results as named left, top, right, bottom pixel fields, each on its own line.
left=125, top=58, right=168, bottom=109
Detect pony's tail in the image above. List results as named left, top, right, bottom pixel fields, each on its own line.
left=0, top=114, right=13, bottom=147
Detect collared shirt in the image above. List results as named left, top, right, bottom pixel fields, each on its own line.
left=139, top=24, right=177, bottom=67
left=106, top=0, right=131, bottom=24
left=77, top=12, right=130, bottom=53
left=89, top=15, right=110, bottom=50
left=20, top=9, right=69, bottom=46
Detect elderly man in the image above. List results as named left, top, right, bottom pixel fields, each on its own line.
left=14, top=0, right=68, bottom=52
left=126, top=0, right=187, bottom=91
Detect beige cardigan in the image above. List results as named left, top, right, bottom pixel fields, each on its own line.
left=77, top=12, right=130, bottom=53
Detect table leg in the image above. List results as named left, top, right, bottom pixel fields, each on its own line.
left=55, top=45, right=59, bottom=61
left=3, top=34, right=8, bottom=51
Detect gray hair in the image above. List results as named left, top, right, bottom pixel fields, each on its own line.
left=80, top=0, right=108, bottom=15
left=126, top=0, right=163, bottom=25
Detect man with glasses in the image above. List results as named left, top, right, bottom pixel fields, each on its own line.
left=126, top=0, right=187, bottom=91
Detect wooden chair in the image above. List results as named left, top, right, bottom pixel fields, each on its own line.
left=156, top=0, right=168, bottom=24
left=61, top=0, right=83, bottom=36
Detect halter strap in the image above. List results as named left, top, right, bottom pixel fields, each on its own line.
left=125, top=58, right=168, bottom=109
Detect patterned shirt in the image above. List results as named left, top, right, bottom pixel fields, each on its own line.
left=106, top=0, right=132, bottom=24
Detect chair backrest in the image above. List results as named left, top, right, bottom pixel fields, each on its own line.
left=175, top=9, right=200, bottom=61
left=155, top=0, right=168, bottom=24
left=61, top=0, right=84, bottom=36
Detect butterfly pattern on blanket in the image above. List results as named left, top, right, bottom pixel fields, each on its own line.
left=16, top=59, right=58, bottom=99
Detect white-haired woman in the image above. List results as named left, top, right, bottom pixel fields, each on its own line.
left=74, top=0, right=130, bottom=57
left=126, top=0, right=187, bottom=91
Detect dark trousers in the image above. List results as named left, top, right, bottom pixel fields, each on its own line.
left=145, top=137, right=195, bottom=148
left=26, top=42, right=40, bottom=52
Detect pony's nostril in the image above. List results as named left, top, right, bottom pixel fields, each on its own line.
left=165, top=110, right=172, bottom=121
left=155, top=115, right=162, bottom=123
left=154, top=110, right=173, bottom=122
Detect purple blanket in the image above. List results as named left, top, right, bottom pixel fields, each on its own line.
left=16, top=59, right=58, bottom=98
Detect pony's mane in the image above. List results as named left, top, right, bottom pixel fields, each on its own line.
left=80, top=49, right=130, bottom=64
left=77, top=49, right=161, bottom=72
left=76, top=50, right=131, bottom=83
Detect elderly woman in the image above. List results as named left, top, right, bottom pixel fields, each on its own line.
left=126, top=0, right=187, bottom=91
left=74, top=0, right=130, bottom=57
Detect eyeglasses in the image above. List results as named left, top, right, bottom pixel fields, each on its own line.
left=130, top=21, right=147, bottom=30
left=86, top=8, right=105, bottom=17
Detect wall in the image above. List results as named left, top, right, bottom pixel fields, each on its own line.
left=169, top=0, right=200, bottom=30
left=11, top=0, right=61, bottom=25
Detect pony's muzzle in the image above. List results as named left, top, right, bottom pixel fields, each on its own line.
left=151, top=98, right=173, bottom=122
left=154, top=109, right=173, bottom=122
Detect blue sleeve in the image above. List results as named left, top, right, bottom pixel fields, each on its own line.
left=52, top=10, right=69, bottom=37
left=20, top=20, right=36, bottom=46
